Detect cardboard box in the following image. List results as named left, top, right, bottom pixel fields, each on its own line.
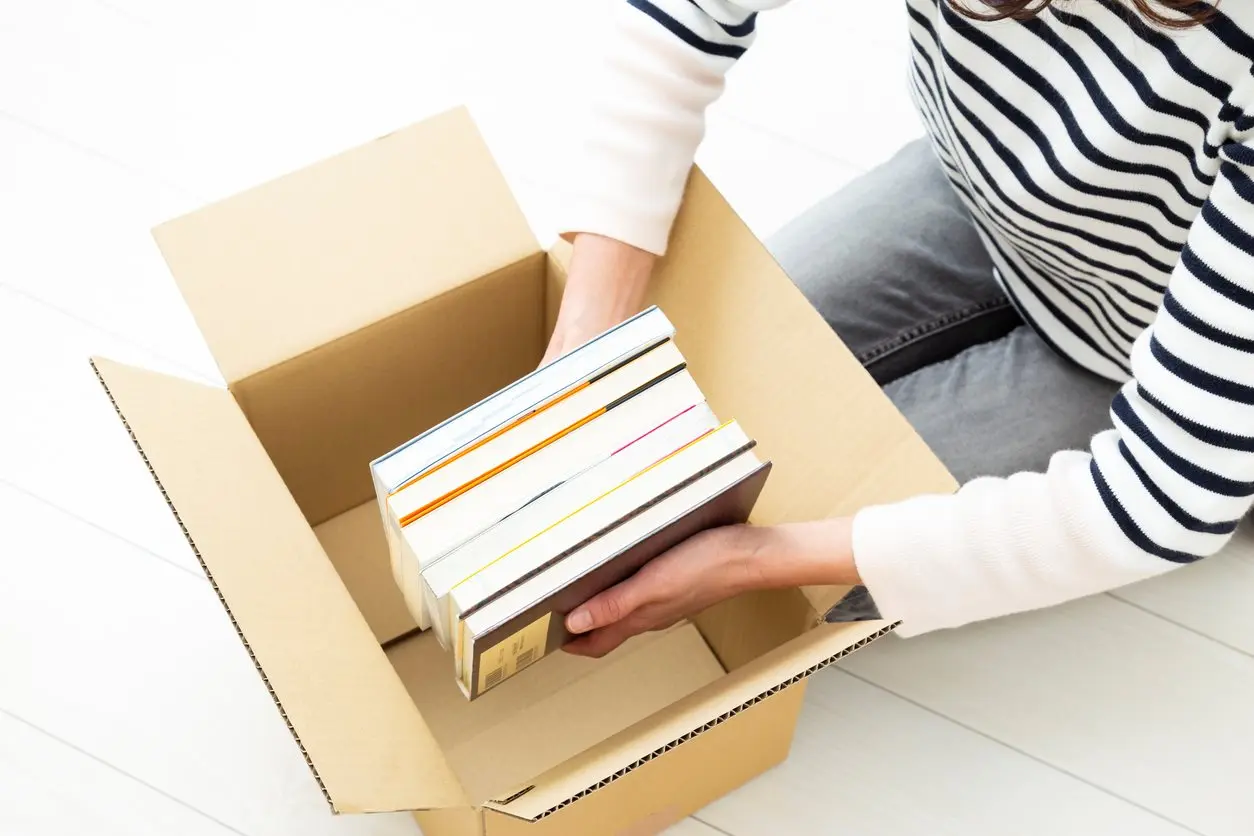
left=91, top=107, right=955, bottom=835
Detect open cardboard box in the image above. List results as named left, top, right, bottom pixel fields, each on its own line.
left=91, top=107, right=955, bottom=835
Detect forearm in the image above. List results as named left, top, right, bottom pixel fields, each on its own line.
left=544, top=233, right=657, bottom=363
left=728, top=519, right=861, bottom=593
left=851, top=448, right=1185, bottom=637
left=553, top=233, right=655, bottom=338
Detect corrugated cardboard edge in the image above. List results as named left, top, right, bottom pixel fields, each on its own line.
left=90, top=358, right=336, bottom=808
left=485, top=621, right=896, bottom=822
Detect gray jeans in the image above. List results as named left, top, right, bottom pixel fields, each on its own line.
left=767, top=139, right=1122, bottom=622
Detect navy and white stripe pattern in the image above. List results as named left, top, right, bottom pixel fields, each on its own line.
left=903, top=0, right=1254, bottom=565
left=617, top=0, right=1254, bottom=572
left=625, top=0, right=762, bottom=57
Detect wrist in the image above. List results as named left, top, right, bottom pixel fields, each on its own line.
left=723, top=519, right=860, bottom=593
left=552, top=233, right=655, bottom=338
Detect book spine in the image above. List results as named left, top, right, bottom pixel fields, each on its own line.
left=467, top=461, right=771, bottom=698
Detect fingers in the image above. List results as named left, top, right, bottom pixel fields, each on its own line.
left=565, top=580, right=642, bottom=635
left=562, top=623, right=633, bottom=659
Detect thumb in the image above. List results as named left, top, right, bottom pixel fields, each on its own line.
left=566, top=582, right=641, bottom=635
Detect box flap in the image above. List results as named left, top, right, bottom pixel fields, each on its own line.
left=645, top=169, right=957, bottom=618
left=91, top=357, right=468, bottom=814
left=483, top=620, right=894, bottom=821
left=389, top=623, right=722, bottom=806
left=152, top=106, right=540, bottom=383
left=313, top=500, right=417, bottom=644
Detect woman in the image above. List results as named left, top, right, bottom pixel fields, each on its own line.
left=544, top=0, right=1254, bottom=657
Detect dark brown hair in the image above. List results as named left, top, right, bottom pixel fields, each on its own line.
left=948, top=0, right=1216, bottom=30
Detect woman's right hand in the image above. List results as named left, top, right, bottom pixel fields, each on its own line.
left=541, top=232, right=657, bottom=366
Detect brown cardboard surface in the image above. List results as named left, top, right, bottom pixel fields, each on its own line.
left=91, top=357, right=467, bottom=813
left=388, top=623, right=723, bottom=805
left=482, top=682, right=807, bottom=835
left=392, top=629, right=673, bottom=755
left=644, top=168, right=957, bottom=630
left=488, top=620, right=890, bottom=820
left=313, top=500, right=415, bottom=644
left=543, top=246, right=570, bottom=338
left=692, top=586, right=816, bottom=673
left=114, top=105, right=958, bottom=830
left=237, top=253, right=546, bottom=526
left=152, top=107, right=540, bottom=384
left=413, top=808, right=485, bottom=836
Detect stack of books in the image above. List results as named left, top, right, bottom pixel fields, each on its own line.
left=371, top=307, right=771, bottom=699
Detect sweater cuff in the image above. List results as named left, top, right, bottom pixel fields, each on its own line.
left=551, top=189, right=679, bottom=257
left=851, top=497, right=961, bottom=638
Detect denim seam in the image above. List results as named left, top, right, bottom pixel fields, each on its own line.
left=855, top=297, right=1013, bottom=367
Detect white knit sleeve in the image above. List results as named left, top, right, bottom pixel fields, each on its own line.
left=854, top=135, right=1254, bottom=637
left=548, top=1, right=790, bottom=255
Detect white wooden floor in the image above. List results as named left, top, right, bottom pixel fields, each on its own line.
left=2, top=2, right=1251, bottom=835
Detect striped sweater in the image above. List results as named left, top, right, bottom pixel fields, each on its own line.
left=550, top=0, right=1254, bottom=636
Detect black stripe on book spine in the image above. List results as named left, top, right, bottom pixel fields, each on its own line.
left=603, top=361, right=688, bottom=411
left=459, top=439, right=758, bottom=621
left=586, top=336, right=672, bottom=385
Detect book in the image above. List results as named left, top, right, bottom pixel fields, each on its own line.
left=387, top=339, right=689, bottom=530
left=371, top=307, right=771, bottom=698
left=459, top=449, right=771, bottom=698
left=369, top=305, right=674, bottom=630
left=370, top=306, right=675, bottom=496
left=391, top=340, right=697, bottom=649
left=445, top=421, right=761, bottom=686
left=420, top=400, right=720, bottom=646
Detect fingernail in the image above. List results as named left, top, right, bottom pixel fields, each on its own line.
left=567, top=609, right=592, bottom=633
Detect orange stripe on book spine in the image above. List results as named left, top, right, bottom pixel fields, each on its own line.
left=449, top=420, right=732, bottom=590
left=398, top=406, right=608, bottom=527
left=387, top=380, right=592, bottom=497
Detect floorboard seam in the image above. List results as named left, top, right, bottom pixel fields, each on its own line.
left=1108, top=592, right=1254, bottom=662
left=0, top=282, right=216, bottom=386
left=830, top=668, right=1207, bottom=836
left=691, top=816, right=735, bottom=836
left=0, top=475, right=204, bottom=580
left=0, top=707, right=251, bottom=836
left=0, top=109, right=203, bottom=202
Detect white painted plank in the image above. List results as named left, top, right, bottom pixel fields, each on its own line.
left=838, top=597, right=1254, bottom=836
left=696, top=669, right=1192, bottom=836
left=0, top=285, right=206, bottom=572
left=1114, top=526, right=1254, bottom=656
left=0, top=0, right=466, bottom=203
left=665, top=819, right=726, bottom=836
left=0, top=481, right=418, bottom=836
left=0, top=710, right=238, bottom=836
left=0, top=116, right=216, bottom=376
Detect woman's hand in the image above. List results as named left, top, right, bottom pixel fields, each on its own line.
left=563, top=519, right=861, bottom=658
left=542, top=232, right=657, bottom=366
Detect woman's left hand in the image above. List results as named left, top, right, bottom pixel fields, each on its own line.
left=563, top=518, right=860, bottom=658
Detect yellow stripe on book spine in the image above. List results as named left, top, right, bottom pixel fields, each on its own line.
left=454, top=420, right=733, bottom=689
left=448, top=420, right=733, bottom=592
